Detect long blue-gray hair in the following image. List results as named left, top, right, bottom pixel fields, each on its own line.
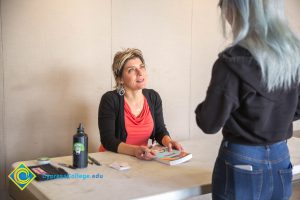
left=219, top=0, right=300, bottom=91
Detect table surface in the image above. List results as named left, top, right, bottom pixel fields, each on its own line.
left=10, top=135, right=300, bottom=200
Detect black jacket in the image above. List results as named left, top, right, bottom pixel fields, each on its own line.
left=195, top=45, right=300, bottom=144
left=98, top=89, right=169, bottom=152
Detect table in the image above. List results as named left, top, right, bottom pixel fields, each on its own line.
left=9, top=135, right=300, bottom=200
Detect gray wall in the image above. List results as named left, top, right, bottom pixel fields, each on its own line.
left=1, top=0, right=300, bottom=198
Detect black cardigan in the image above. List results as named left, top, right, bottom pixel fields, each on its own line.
left=98, top=89, right=170, bottom=152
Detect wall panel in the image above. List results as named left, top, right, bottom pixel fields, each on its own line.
left=2, top=0, right=112, bottom=166
left=112, top=0, right=193, bottom=140
left=190, top=0, right=225, bottom=138
left=0, top=0, right=7, bottom=197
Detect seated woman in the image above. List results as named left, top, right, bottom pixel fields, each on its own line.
left=98, top=48, right=183, bottom=160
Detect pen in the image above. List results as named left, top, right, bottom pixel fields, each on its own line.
left=57, top=163, right=76, bottom=169
left=88, top=156, right=101, bottom=166
left=149, top=141, right=157, bottom=149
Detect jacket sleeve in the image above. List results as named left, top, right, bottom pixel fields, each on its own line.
left=152, top=90, right=170, bottom=145
left=98, top=92, right=122, bottom=152
left=195, top=59, right=240, bottom=134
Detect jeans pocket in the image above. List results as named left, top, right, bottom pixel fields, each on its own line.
left=279, top=163, right=293, bottom=200
left=225, top=162, right=263, bottom=200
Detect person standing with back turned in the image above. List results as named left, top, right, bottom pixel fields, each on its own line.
left=195, top=0, right=300, bottom=199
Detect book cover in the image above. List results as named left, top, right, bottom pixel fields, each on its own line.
left=154, top=147, right=192, bottom=166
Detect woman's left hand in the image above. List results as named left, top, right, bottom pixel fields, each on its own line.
left=166, top=140, right=183, bottom=152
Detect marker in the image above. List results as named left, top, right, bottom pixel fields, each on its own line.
left=57, top=163, right=76, bottom=169
left=88, top=156, right=101, bottom=166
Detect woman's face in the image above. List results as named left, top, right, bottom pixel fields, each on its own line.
left=120, top=57, right=148, bottom=92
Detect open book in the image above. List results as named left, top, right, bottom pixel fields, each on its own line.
left=153, top=147, right=192, bottom=166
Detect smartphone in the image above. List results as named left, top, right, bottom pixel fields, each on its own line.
left=234, top=164, right=253, bottom=171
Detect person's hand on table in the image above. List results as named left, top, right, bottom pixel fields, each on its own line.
left=166, top=140, right=183, bottom=152
left=162, top=136, right=184, bottom=152
left=134, top=146, right=156, bottom=160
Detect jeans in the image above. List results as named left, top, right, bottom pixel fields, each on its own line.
left=212, top=140, right=293, bottom=200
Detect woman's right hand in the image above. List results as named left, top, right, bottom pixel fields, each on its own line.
left=134, top=146, right=156, bottom=160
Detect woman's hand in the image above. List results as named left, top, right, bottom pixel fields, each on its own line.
left=134, top=146, right=156, bottom=160
left=165, top=140, right=183, bottom=152
left=162, top=136, right=183, bottom=152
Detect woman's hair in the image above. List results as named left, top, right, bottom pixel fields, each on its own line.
left=112, top=48, right=145, bottom=88
left=219, top=0, right=300, bottom=91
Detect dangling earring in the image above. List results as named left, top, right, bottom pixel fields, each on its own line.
left=117, top=84, right=125, bottom=96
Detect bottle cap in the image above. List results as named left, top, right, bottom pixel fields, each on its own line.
left=77, top=123, right=84, bottom=134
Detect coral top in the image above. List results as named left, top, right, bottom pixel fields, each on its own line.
left=99, top=96, right=154, bottom=152
left=124, top=96, right=154, bottom=146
